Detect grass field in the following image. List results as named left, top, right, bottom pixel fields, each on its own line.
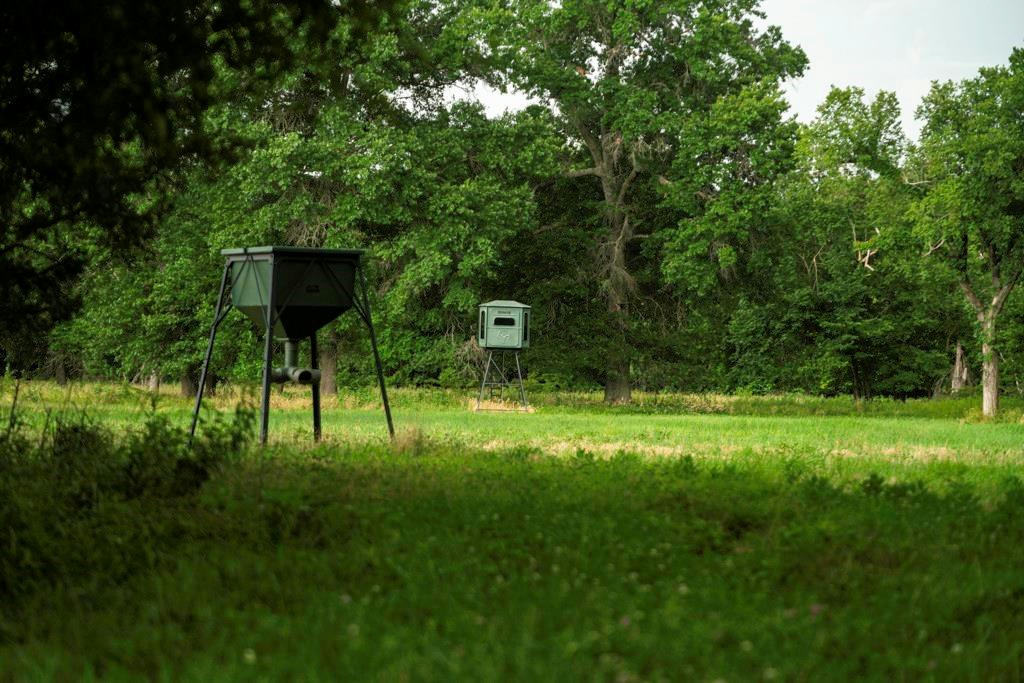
left=3, top=381, right=1024, bottom=680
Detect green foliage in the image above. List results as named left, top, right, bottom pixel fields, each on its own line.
left=0, top=0, right=394, bottom=351
left=460, top=0, right=806, bottom=397
left=661, top=80, right=802, bottom=296
left=912, top=50, right=1024, bottom=280
left=721, top=88, right=958, bottom=397
left=52, top=3, right=561, bottom=388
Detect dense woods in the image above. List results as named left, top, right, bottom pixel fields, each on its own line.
left=3, top=0, right=1023, bottom=415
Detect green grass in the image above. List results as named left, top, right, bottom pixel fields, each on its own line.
left=3, top=381, right=1024, bottom=680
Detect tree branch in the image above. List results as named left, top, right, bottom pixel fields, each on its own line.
left=959, top=278, right=985, bottom=316
left=923, top=237, right=946, bottom=256
left=987, top=238, right=1001, bottom=290
left=616, top=166, right=638, bottom=207
left=567, top=167, right=601, bottom=178
left=993, top=262, right=1024, bottom=316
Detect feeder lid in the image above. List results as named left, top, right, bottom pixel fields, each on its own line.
left=480, top=300, right=530, bottom=308
left=220, top=246, right=364, bottom=258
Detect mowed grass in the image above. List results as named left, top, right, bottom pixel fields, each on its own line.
left=13, top=381, right=1024, bottom=494
left=14, top=381, right=1024, bottom=458
left=3, top=381, right=1024, bottom=680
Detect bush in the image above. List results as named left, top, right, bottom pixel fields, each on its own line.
left=0, top=401, right=253, bottom=611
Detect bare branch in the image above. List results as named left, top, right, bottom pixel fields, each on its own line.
left=567, top=167, right=601, bottom=178
left=803, top=243, right=826, bottom=290
left=924, top=237, right=946, bottom=256
left=900, top=170, right=935, bottom=187
left=857, top=248, right=877, bottom=271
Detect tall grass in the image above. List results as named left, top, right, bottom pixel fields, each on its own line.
left=0, top=396, right=253, bottom=613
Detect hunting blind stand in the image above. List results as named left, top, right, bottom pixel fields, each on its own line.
left=190, top=247, right=394, bottom=445
left=476, top=300, right=530, bottom=411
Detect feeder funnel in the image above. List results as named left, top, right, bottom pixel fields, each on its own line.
left=224, top=246, right=360, bottom=340
left=190, top=246, right=394, bottom=445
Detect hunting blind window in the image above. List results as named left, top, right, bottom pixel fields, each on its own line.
left=494, top=317, right=515, bottom=326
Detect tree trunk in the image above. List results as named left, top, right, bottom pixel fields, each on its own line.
left=603, top=235, right=632, bottom=402
left=605, top=356, right=631, bottom=403
left=180, top=372, right=197, bottom=398
left=599, top=170, right=635, bottom=403
left=204, top=371, right=216, bottom=397
left=951, top=341, right=970, bottom=393
left=147, top=373, right=160, bottom=392
left=55, top=360, right=67, bottom=386
left=981, top=316, right=998, bottom=417
left=958, top=273, right=1018, bottom=418
left=850, top=360, right=863, bottom=400
left=565, top=116, right=641, bottom=404
left=319, top=332, right=338, bottom=396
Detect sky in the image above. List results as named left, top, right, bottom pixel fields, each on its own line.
left=468, top=0, right=1024, bottom=141
left=759, top=0, right=1024, bottom=140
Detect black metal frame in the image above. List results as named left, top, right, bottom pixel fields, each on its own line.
left=189, top=253, right=394, bottom=446
left=475, top=350, right=528, bottom=411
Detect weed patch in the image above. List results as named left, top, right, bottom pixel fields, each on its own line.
left=0, top=404, right=253, bottom=614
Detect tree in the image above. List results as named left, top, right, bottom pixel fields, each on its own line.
left=742, top=88, right=956, bottom=397
left=911, top=49, right=1024, bottom=416
left=0, top=0, right=391, bottom=365
left=466, top=0, right=806, bottom=401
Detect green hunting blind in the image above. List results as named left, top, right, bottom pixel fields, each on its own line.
left=477, top=300, right=530, bottom=350
left=189, top=247, right=394, bottom=445
left=476, top=300, right=530, bottom=411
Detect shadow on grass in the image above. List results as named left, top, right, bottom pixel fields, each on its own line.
left=2, top=410, right=1024, bottom=679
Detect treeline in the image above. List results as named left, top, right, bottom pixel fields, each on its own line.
left=4, top=0, right=1023, bottom=413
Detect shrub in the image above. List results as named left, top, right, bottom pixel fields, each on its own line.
left=0, top=403, right=253, bottom=609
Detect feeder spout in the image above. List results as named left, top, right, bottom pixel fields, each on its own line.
left=271, top=339, right=320, bottom=384
left=272, top=366, right=321, bottom=384
left=283, top=339, right=300, bottom=368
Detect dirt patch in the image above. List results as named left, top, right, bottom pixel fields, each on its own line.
left=468, top=398, right=535, bottom=413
